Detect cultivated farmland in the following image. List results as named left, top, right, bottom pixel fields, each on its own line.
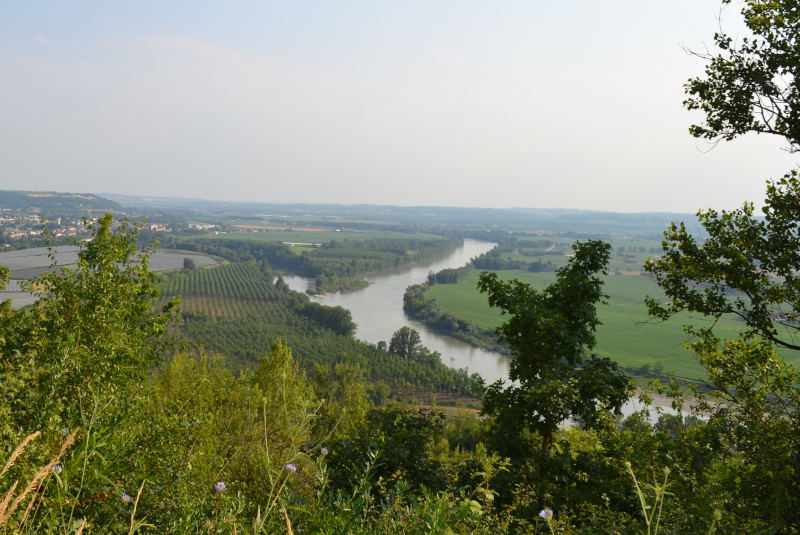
left=0, top=246, right=217, bottom=309
left=420, top=269, right=798, bottom=381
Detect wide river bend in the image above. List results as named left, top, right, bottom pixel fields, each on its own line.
left=283, top=239, right=512, bottom=383
left=284, top=239, right=663, bottom=417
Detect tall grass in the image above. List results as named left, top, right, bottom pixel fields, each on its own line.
left=1, top=429, right=79, bottom=532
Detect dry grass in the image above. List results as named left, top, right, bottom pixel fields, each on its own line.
left=0, top=429, right=81, bottom=531
left=0, top=432, right=40, bottom=478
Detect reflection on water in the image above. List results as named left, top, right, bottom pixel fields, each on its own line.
left=283, top=239, right=511, bottom=383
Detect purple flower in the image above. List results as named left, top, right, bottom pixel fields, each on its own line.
left=121, top=493, right=132, bottom=503
left=320, top=447, right=329, bottom=456
left=51, top=463, right=62, bottom=473
left=539, top=508, right=553, bottom=521
left=214, top=481, right=227, bottom=493
left=285, top=463, right=297, bottom=473
left=59, top=428, right=69, bottom=437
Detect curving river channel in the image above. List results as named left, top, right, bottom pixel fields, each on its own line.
left=283, top=239, right=662, bottom=417
left=283, top=239, right=512, bottom=383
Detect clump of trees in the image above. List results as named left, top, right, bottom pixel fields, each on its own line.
left=477, top=241, right=632, bottom=457
left=403, top=284, right=506, bottom=353
left=427, top=267, right=462, bottom=285
left=684, top=0, right=800, bottom=150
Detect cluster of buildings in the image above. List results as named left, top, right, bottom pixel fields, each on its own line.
left=0, top=211, right=174, bottom=246
left=0, top=213, right=87, bottom=241
left=0, top=203, right=236, bottom=248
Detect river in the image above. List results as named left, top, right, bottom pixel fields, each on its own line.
left=283, top=239, right=664, bottom=417
left=283, top=239, right=512, bottom=383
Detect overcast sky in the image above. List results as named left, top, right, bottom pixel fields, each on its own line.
left=1, top=1, right=797, bottom=212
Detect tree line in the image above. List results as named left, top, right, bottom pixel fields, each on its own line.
left=156, top=234, right=462, bottom=293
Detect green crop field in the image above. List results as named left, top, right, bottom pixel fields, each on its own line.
left=424, top=269, right=800, bottom=380
left=489, top=233, right=666, bottom=274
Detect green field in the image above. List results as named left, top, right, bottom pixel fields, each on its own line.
left=488, top=233, right=666, bottom=274
left=424, top=269, right=799, bottom=381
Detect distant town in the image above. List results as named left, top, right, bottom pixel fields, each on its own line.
left=0, top=191, right=232, bottom=248
left=0, top=209, right=180, bottom=246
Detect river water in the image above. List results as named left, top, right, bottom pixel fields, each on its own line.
left=283, top=239, right=512, bottom=383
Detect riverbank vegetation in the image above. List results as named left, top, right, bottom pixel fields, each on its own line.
left=155, top=233, right=461, bottom=294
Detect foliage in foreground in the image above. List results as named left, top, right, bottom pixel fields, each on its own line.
left=1, top=214, right=799, bottom=534
left=4, top=3, right=800, bottom=524
left=477, top=240, right=632, bottom=459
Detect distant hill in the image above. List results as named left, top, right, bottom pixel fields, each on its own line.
left=0, top=191, right=121, bottom=213
left=103, top=193, right=694, bottom=235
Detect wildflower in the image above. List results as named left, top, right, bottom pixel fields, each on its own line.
left=214, top=481, right=227, bottom=493
left=320, top=447, right=329, bottom=456
left=539, top=508, right=553, bottom=520
left=51, top=463, right=62, bottom=473
left=285, top=463, right=297, bottom=473
left=59, top=428, right=69, bottom=436
left=121, top=493, right=132, bottom=503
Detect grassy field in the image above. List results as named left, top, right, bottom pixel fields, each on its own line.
left=424, top=269, right=799, bottom=381
left=500, top=234, right=666, bottom=273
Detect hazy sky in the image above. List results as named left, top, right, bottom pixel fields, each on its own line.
left=1, top=1, right=797, bottom=212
